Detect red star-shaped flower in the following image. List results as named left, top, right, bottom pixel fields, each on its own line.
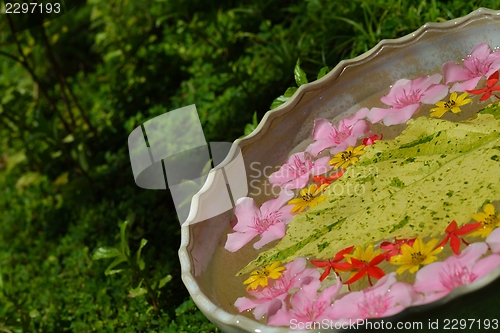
left=435, top=220, right=481, bottom=254
left=343, top=254, right=386, bottom=286
left=467, top=71, right=500, bottom=101
left=313, top=169, right=345, bottom=186
left=310, top=245, right=354, bottom=281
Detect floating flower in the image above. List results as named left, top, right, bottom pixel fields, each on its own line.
left=313, top=170, right=345, bottom=186
left=329, top=145, right=366, bottom=169
left=330, top=273, right=419, bottom=320
left=310, top=246, right=355, bottom=281
left=343, top=244, right=386, bottom=285
left=467, top=71, right=500, bottom=101
left=443, top=42, right=500, bottom=92
left=429, top=92, right=472, bottom=118
left=367, top=74, right=448, bottom=125
left=288, top=184, right=328, bottom=213
left=469, top=203, right=500, bottom=238
left=413, top=243, right=500, bottom=304
left=380, top=237, right=416, bottom=260
left=268, top=152, right=331, bottom=190
left=244, top=261, right=285, bottom=291
left=435, top=220, right=481, bottom=254
left=225, top=190, right=294, bottom=252
left=362, top=133, right=383, bottom=146
left=306, top=108, right=370, bottom=156
left=390, top=238, right=443, bottom=274
left=267, top=279, right=341, bottom=326
left=235, top=258, right=320, bottom=320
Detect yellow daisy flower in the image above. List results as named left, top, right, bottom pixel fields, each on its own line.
left=329, top=145, right=366, bottom=169
left=243, top=261, right=285, bottom=290
left=344, top=244, right=382, bottom=265
left=429, top=92, right=472, bottom=118
left=390, top=238, right=443, bottom=274
left=470, top=203, right=500, bottom=238
left=288, top=184, right=328, bottom=213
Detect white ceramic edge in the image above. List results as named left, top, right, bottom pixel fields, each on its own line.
left=179, top=7, right=500, bottom=333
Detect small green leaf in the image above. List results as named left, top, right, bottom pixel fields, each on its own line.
left=29, top=309, right=40, bottom=318
left=270, top=95, right=289, bottom=109
left=128, top=280, right=148, bottom=298
left=62, top=134, right=75, bottom=143
left=242, top=112, right=259, bottom=137
left=136, top=238, right=148, bottom=271
left=119, top=221, right=130, bottom=257
left=92, top=247, right=121, bottom=260
left=283, top=87, right=298, bottom=97
left=317, top=66, right=329, bottom=80
left=158, top=274, right=172, bottom=289
left=104, top=255, right=128, bottom=275
left=294, top=59, right=308, bottom=86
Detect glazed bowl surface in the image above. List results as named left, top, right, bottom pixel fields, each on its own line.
left=179, top=8, right=500, bottom=333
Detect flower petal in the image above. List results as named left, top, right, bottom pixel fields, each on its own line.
left=260, top=189, right=295, bottom=217
left=413, top=261, right=447, bottom=293
left=443, top=61, right=472, bottom=84
left=232, top=197, right=260, bottom=232
left=253, top=222, right=286, bottom=249
left=382, top=104, right=420, bottom=126
left=225, top=230, right=259, bottom=252
left=420, top=84, right=449, bottom=104
left=451, top=77, right=482, bottom=93
left=471, top=254, right=500, bottom=279
left=486, top=228, right=500, bottom=254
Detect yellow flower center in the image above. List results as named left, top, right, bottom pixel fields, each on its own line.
left=302, top=192, right=314, bottom=201
left=258, top=268, right=272, bottom=278
left=484, top=214, right=498, bottom=226
left=411, top=251, right=425, bottom=264
left=341, top=151, right=353, bottom=162
left=444, top=99, right=456, bottom=110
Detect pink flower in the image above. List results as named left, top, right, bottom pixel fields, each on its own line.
left=267, top=279, right=341, bottom=326
left=306, top=108, right=370, bottom=157
left=268, top=152, right=331, bottom=190
left=234, top=258, right=320, bottom=320
left=368, top=74, right=448, bottom=125
left=443, top=42, right=500, bottom=92
left=486, top=228, right=500, bottom=254
left=413, top=242, right=500, bottom=304
left=224, top=190, right=294, bottom=252
left=330, top=273, right=418, bottom=320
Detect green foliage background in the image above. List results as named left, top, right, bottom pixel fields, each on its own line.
left=1, top=0, right=499, bottom=331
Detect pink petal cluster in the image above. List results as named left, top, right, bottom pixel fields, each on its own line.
left=268, top=152, right=331, bottom=190
left=267, top=278, right=342, bottom=326
left=306, top=108, right=371, bottom=156
left=330, top=273, right=418, bottom=320
left=413, top=242, right=500, bottom=305
left=224, top=190, right=294, bottom=252
left=368, top=74, right=448, bottom=126
left=234, top=258, right=320, bottom=320
left=443, top=42, right=500, bottom=92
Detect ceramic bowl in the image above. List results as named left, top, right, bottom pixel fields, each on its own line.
left=179, top=8, right=500, bottom=333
